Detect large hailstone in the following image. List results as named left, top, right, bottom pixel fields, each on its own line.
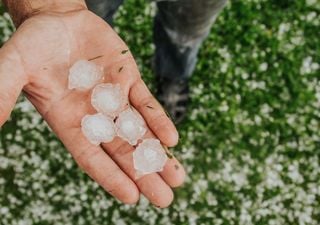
left=81, top=113, right=115, bottom=145
left=68, top=60, right=103, bottom=90
left=115, top=108, right=147, bottom=145
left=91, top=83, right=124, bottom=117
left=133, top=139, right=168, bottom=175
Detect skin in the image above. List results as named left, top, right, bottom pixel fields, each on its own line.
left=0, top=1, right=185, bottom=208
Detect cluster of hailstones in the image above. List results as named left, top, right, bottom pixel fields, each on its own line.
left=68, top=60, right=168, bottom=176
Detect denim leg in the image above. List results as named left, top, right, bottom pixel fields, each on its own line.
left=154, top=0, right=228, bottom=79
left=85, top=0, right=124, bottom=25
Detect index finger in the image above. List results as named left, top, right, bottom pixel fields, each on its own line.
left=129, top=78, right=179, bottom=147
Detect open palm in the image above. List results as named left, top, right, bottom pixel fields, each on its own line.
left=0, top=8, right=185, bottom=207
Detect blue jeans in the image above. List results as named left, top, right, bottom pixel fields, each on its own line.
left=85, top=0, right=227, bottom=80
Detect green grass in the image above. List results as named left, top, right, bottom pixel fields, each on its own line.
left=0, top=0, right=320, bottom=224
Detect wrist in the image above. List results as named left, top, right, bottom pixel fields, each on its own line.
left=3, top=0, right=87, bottom=27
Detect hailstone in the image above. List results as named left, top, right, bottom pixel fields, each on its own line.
left=115, top=107, right=147, bottom=145
left=91, top=83, right=124, bottom=117
left=68, top=60, right=104, bottom=90
left=133, top=139, right=168, bottom=175
left=81, top=113, right=115, bottom=145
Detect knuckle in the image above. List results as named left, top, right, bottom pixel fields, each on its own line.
left=75, top=146, right=101, bottom=171
left=100, top=167, right=122, bottom=189
left=149, top=114, right=170, bottom=130
left=137, top=95, right=155, bottom=110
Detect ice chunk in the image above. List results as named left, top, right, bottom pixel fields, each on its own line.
left=91, top=83, right=124, bottom=117
left=81, top=113, right=115, bottom=145
left=68, top=60, right=103, bottom=90
left=115, top=107, right=146, bottom=145
left=133, top=139, right=168, bottom=175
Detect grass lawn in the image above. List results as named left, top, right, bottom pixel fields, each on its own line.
left=0, top=0, right=319, bottom=224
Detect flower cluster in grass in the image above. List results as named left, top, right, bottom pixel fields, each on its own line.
left=0, top=0, right=319, bottom=224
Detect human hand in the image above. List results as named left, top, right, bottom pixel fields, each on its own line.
left=0, top=2, right=185, bottom=207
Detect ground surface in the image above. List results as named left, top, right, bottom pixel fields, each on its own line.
left=0, top=0, right=319, bottom=224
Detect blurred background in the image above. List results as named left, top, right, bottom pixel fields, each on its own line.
left=0, top=0, right=319, bottom=224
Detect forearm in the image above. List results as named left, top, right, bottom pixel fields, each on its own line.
left=2, top=0, right=87, bottom=27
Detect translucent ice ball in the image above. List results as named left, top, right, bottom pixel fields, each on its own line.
left=81, top=113, right=115, bottom=145
left=115, top=107, right=146, bottom=145
left=133, top=139, right=168, bottom=175
left=91, top=83, right=124, bottom=117
left=68, top=60, right=103, bottom=90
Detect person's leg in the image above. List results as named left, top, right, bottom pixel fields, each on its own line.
left=154, top=0, right=228, bottom=80
left=154, top=0, right=228, bottom=123
left=85, top=0, right=124, bottom=25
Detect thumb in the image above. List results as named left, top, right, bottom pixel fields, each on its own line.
left=0, top=42, right=27, bottom=127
